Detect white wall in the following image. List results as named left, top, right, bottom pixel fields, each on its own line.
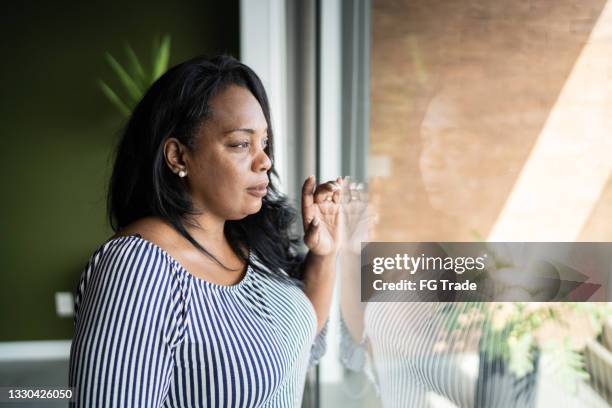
left=240, top=0, right=289, bottom=193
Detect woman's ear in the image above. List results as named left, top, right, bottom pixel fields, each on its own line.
left=163, top=138, right=189, bottom=176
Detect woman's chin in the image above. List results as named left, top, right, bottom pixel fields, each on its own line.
left=245, top=200, right=264, bottom=215
left=426, top=191, right=455, bottom=213
left=424, top=187, right=445, bottom=205
left=225, top=203, right=263, bottom=221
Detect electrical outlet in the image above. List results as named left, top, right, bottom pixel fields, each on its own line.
left=55, top=292, right=74, bottom=317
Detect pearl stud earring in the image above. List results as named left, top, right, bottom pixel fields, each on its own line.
left=178, top=170, right=187, bottom=178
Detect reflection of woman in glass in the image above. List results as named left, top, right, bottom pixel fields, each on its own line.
left=339, top=224, right=482, bottom=407
left=69, top=55, right=343, bottom=407
left=338, top=114, right=538, bottom=407
left=338, top=188, right=606, bottom=407
left=419, top=81, right=527, bottom=240
left=338, top=83, right=502, bottom=408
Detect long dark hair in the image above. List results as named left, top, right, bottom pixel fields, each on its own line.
left=107, top=54, right=305, bottom=285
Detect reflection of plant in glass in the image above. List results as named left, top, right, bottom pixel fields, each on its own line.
left=447, top=302, right=612, bottom=387
left=99, top=34, right=171, bottom=117
left=482, top=303, right=551, bottom=378
left=432, top=243, right=610, bottom=395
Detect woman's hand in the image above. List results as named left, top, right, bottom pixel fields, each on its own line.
left=301, top=176, right=343, bottom=256
left=338, top=178, right=378, bottom=255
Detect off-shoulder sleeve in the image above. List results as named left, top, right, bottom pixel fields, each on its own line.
left=68, top=237, right=190, bottom=407
left=339, top=314, right=367, bottom=372
left=308, top=318, right=329, bottom=367
left=339, top=314, right=380, bottom=395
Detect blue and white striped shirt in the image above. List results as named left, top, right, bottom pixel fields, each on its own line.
left=69, top=235, right=327, bottom=407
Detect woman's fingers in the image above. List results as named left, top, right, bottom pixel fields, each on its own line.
left=339, top=176, right=351, bottom=204
left=302, top=176, right=343, bottom=232
left=332, top=182, right=342, bottom=204
left=302, top=175, right=316, bottom=207
left=314, top=181, right=341, bottom=203
left=303, top=216, right=321, bottom=249
left=302, top=175, right=316, bottom=228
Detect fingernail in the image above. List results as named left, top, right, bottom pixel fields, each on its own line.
left=313, top=217, right=320, bottom=226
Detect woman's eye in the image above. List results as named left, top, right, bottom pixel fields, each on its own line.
left=229, top=138, right=267, bottom=150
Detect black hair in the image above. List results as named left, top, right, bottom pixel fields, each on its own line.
left=107, top=54, right=305, bottom=285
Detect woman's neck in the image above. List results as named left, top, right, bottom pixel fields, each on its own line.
left=184, top=213, right=226, bottom=244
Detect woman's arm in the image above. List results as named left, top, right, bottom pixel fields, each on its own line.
left=302, top=251, right=337, bottom=334
left=299, top=175, right=343, bottom=334
left=69, top=237, right=187, bottom=407
left=336, top=181, right=378, bottom=371
left=339, top=250, right=366, bottom=344
left=338, top=180, right=373, bottom=344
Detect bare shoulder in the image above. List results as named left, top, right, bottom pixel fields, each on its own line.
left=112, top=217, right=180, bottom=249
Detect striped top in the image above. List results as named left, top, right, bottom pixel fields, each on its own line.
left=340, top=296, right=479, bottom=407
left=69, top=235, right=327, bottom=407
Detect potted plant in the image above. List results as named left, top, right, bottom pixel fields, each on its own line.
left=440, top=300, right=609, bottom=407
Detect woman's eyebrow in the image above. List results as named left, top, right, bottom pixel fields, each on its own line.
left=223, top=127, right=269, bottom=135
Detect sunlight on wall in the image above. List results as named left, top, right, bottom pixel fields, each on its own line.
left=489, top=1, right=612, bottom=241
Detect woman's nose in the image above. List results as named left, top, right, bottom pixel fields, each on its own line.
left=253, top=149, right=272, bottom=172
left=421, top=152, right=445, bottom=170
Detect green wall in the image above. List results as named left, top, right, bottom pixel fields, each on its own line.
left=0, top=0, right=239, bottom=341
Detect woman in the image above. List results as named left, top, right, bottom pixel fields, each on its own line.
left=68, top=55, right=342, bottom=407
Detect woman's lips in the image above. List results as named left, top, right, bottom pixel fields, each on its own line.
left=246, top=186, right=268, bottom=197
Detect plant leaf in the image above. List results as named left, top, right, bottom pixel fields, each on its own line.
left=124, top=43, right=146, bottom=89
left=105, top=52, right=143, bottom=103
left=508, top=333, right=535, bottom=378
left=152, top=34, right=171, bottom=81
left=98, top=79, right=130, bottom=117
left=100, top=34, right=173, bottom=118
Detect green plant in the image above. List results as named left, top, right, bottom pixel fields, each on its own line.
left=443, top=298, right=611, bottom=390
left=437, top=243, right=611, bottom=386
left=99, top=34, right=172, bottom=117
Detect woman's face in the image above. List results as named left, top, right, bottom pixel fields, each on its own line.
left=419, top=93, right=476, bottom=212
left=183, top=84, right=272, bottom=220
left=419, top=91, right=497, bottom=219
